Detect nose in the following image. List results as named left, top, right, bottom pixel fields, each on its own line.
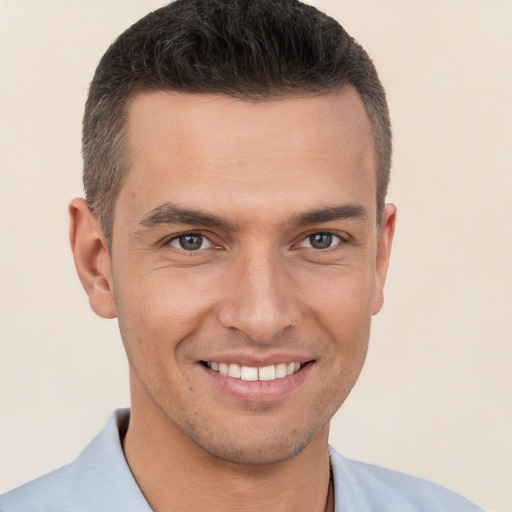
left=217, top=250, right=302, bottom=343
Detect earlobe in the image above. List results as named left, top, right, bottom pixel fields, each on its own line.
left=69, top=198, right=116, bottom=319
left=372, top=203, right=397, bottom=315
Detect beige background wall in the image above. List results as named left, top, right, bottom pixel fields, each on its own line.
left=1, top=1, right=510, bottom=510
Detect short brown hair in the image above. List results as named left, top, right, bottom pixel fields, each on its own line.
left=83, top=0, right=392, bottom=243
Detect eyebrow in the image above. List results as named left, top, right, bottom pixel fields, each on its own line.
left=137, top=202, right=367, bottom=231
left=290, top=203, right=368, bottom=226
left=138, top=203, right=236, bottom=230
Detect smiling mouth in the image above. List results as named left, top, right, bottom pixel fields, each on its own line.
left=202, top=361, right=307, bottom=382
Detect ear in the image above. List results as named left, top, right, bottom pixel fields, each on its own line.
left=372, top=203, right=397, bottom=315
left=69, top=198, right=116, bottom=319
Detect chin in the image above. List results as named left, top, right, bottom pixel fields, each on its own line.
left=176, top=413, right=330, bottom=466
left=198, top=432, right=312, bottom=465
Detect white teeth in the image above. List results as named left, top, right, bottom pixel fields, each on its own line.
left=227, top=363, right=241, bottom=378
left=207, top=361, right=303, bottom=381
left=259, top=365, right=276, bottom=381
left=240, top=366, right=259, bottom=381
left=275, top=363, right=287, bottom=379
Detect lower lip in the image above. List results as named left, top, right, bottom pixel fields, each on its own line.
left=199, top=363, right=313, bottom=402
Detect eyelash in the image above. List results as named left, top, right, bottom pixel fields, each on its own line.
left=164, top=231, right=347, bottom=252
left=165, top=232, right=217, bottom=252
left=295, top=232, right=345, bottom=250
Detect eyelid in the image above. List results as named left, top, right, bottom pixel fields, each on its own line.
left=160, top=229, right=349, bottom=251
left=295, top=231, right=346, bottom=249
left=164, top=231, right=216, bottom=251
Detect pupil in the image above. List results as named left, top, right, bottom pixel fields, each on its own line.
left=310, top=233, right=332, bottom=249
left=180, top=234, right=202, bottom=250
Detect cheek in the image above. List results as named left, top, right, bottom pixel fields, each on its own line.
left=112, top=267, right=220, bottom=368
left=306, top=261, right=376, bottom=324
left=306, top=284, right=372, bottom=424
left=305, top=264, right=375, bottom=366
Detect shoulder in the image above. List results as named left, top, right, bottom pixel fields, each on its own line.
left=0, top=409, right=150, bottom=512
left=329, top=446, right=486, bottom=512
left=0, top=462, right=86, bottom=512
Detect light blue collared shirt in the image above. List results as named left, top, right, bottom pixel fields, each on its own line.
left=0, top=409, right=485, bottom=511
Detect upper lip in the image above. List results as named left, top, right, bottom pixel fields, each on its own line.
left=198, top=352, right=315, bottom=367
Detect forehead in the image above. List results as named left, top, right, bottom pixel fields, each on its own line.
left=118, top=89, right=376, bottom=227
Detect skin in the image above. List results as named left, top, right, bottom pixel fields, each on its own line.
left=69, top=87, right=396, bottom=512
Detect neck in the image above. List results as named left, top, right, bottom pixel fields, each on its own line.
left=123, top=399, right=334, bottom=512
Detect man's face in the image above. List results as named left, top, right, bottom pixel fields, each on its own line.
left=108, top=88, right=394, bottom=464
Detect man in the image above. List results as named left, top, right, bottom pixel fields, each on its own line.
left=0, top=1, right=484, bottom=511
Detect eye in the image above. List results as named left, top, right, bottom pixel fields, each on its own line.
left=298, top=232, right=343, bottom=250
left=168, top=233, right=214, bottom=251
